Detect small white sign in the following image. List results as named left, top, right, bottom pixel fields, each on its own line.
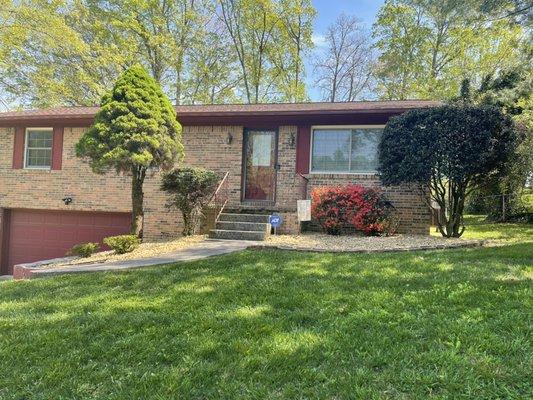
left=297, top=200, right=311, bottom=221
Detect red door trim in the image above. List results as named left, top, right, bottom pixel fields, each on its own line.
left=12, top=127, right=25, bottom=169
left=52, top=126, right=64, bottom=170
left=296, top=125, right=311, bottom=174
left=241, top=128, right=279, bottom=204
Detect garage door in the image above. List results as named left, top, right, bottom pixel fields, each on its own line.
left=5, top=209, right=131, bottom=274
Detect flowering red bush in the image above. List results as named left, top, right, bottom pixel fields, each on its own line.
left=311, top=185, right=397, bottom=236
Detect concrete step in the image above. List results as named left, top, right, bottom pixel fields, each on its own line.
left=216, top=221, right=270, bottom=232
left=209, top=229, right=267, bottom=241
left=218, top=213, right=270, bottom=223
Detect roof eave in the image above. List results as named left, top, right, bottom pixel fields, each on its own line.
left=0, top=105, right=433, bottom=127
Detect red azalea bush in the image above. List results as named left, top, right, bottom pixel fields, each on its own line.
left=311, top=185, right=397, bottom=236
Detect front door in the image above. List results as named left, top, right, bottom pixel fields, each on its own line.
left=242, top=129, right=278, bottom=204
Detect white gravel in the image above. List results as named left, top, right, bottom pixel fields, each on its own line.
left=264, top=233, right=482, bottom=252
left=51, top=232, right=482, bottom=268
left=57, top=235, right=208, bottom=266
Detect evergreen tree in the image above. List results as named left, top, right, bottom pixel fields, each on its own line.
left=76, top=65, right=183, bottom=238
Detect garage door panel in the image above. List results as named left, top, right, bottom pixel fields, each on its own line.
left=6, top=210, right=131, bottom=273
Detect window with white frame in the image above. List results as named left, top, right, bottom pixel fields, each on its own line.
left=311, top=127, right=383, bottom=173
left=25, top=128, right=53, bottom=168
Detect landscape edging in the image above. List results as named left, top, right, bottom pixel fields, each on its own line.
left=248, top=240, right=485, bottom=254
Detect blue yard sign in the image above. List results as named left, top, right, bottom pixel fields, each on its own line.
left=269, top=214, right=283, bottom=229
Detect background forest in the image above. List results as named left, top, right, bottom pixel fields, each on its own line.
left=0, top=0, right=530, bottom=108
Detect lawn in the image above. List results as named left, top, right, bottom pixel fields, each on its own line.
left=1, top=223, right=532, bottom=399
left=432, top=215, right=533, bottom=243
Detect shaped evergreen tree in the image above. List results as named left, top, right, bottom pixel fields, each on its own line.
left=77, top=65, right=183, bottom=238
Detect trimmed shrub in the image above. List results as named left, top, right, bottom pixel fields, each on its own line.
left=311, top=185, right=397, bottom=236
left=104, top=235, right=140, bottom=254
left=161, top=167, right=219, bottom=236
left=68, top=242, right=99, bottom=258
left=378, top=104, right=516, bottom=237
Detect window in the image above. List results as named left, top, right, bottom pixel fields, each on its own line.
left=311, top=127, right=383, bottom=173
left=24, top=128, right=53, bottom=169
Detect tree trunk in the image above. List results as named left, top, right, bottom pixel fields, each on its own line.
left=131, top=167, right=146, bottom=239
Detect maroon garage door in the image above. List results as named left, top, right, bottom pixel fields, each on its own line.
left=5, top=209, right=131, bottom=274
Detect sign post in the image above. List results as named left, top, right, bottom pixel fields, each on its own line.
left=269, top=214, right=283, bottom=235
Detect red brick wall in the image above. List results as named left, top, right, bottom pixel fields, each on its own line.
left=0, top=125, right=430, bottom=241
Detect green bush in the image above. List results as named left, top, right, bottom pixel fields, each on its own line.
left=379, top=104, right=516, bottom=237
left=103, top=235, right=140, bottom=254
left=161, top=167, right=219, bottom=236
left=68, top=242, right=99, bottom=258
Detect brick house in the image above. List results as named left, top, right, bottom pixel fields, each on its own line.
left=0, top=101, right=437, bottom=274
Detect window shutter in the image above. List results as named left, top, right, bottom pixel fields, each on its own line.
left=295, top=125, right=311, bottom=174
left=51, top=126, right=64, bottom=170
left=12, top=127, right=25, bottom=169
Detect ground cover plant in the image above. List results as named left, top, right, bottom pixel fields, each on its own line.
left=1, top=228, right=531, bottom=399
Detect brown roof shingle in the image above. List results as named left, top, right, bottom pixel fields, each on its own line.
left=0, top=100, right=442, bottom=127
left=0, top=100, right=438, bottom=120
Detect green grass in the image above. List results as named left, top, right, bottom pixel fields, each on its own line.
left=1, top=244, right=532, bottom=399
left=432, top=215, right=533, bottom=243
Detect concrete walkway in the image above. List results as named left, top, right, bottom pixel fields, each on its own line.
left=14, top=239, right=256, bottom=279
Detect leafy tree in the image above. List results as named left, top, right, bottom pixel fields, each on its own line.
left=218, top=0, right=315, bottom=103
left=313, top=14, right=376, bottom=102
left=379, top=104, right=516, bottom=237
left=0, top=0, right=93, bottom=107
left=372, top=0, right=526, bottom=100
left=275, top=0, right=315, bottom=102
left=460, top=69, right=533, bottom=220
left=479, top=0, right=533, bottom=25
left=1, top=0, right=314, bottom=106
left=161, top=167, right=219, bottom=236
left=76, top=65, right=183, bottom=238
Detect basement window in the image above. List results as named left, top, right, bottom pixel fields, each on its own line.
left=24, top=128, right=53, bottom=169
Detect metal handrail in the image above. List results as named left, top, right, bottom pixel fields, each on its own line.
left=297, top=173, right=309, bottom=200
left=201, top=172, right=230, bottom=233
left=208, top=171, right=230, bottom=205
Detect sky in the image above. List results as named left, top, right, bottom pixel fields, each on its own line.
left=307, top=0, right=385, bottom=100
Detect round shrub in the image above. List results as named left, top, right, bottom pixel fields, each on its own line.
left=68, top=242, right=99, bottom=258
left=311, top=185, right=397, bottom=236
left=103, top=235, right=140, bottom=254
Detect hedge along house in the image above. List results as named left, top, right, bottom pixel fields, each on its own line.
left=0, top=101, right=437, bottom=274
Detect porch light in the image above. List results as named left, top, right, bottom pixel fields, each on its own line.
left=289, top=132, right=296, bottom=148
left=226, top=132, right=233, bottom=145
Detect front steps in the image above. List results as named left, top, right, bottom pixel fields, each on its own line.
left=209, top=212, right=271, bottom=241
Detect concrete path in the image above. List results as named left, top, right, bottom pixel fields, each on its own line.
left=16, top=239, right=256, bottom=279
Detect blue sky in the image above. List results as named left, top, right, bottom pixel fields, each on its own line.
left=307, top=0, right=385, bottom=100
left=312, top=0, right=384, bottom=32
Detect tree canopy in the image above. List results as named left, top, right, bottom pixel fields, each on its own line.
left=0, top=0, right=315, bottom=107
left=372, top=0, right=527, bottom=100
